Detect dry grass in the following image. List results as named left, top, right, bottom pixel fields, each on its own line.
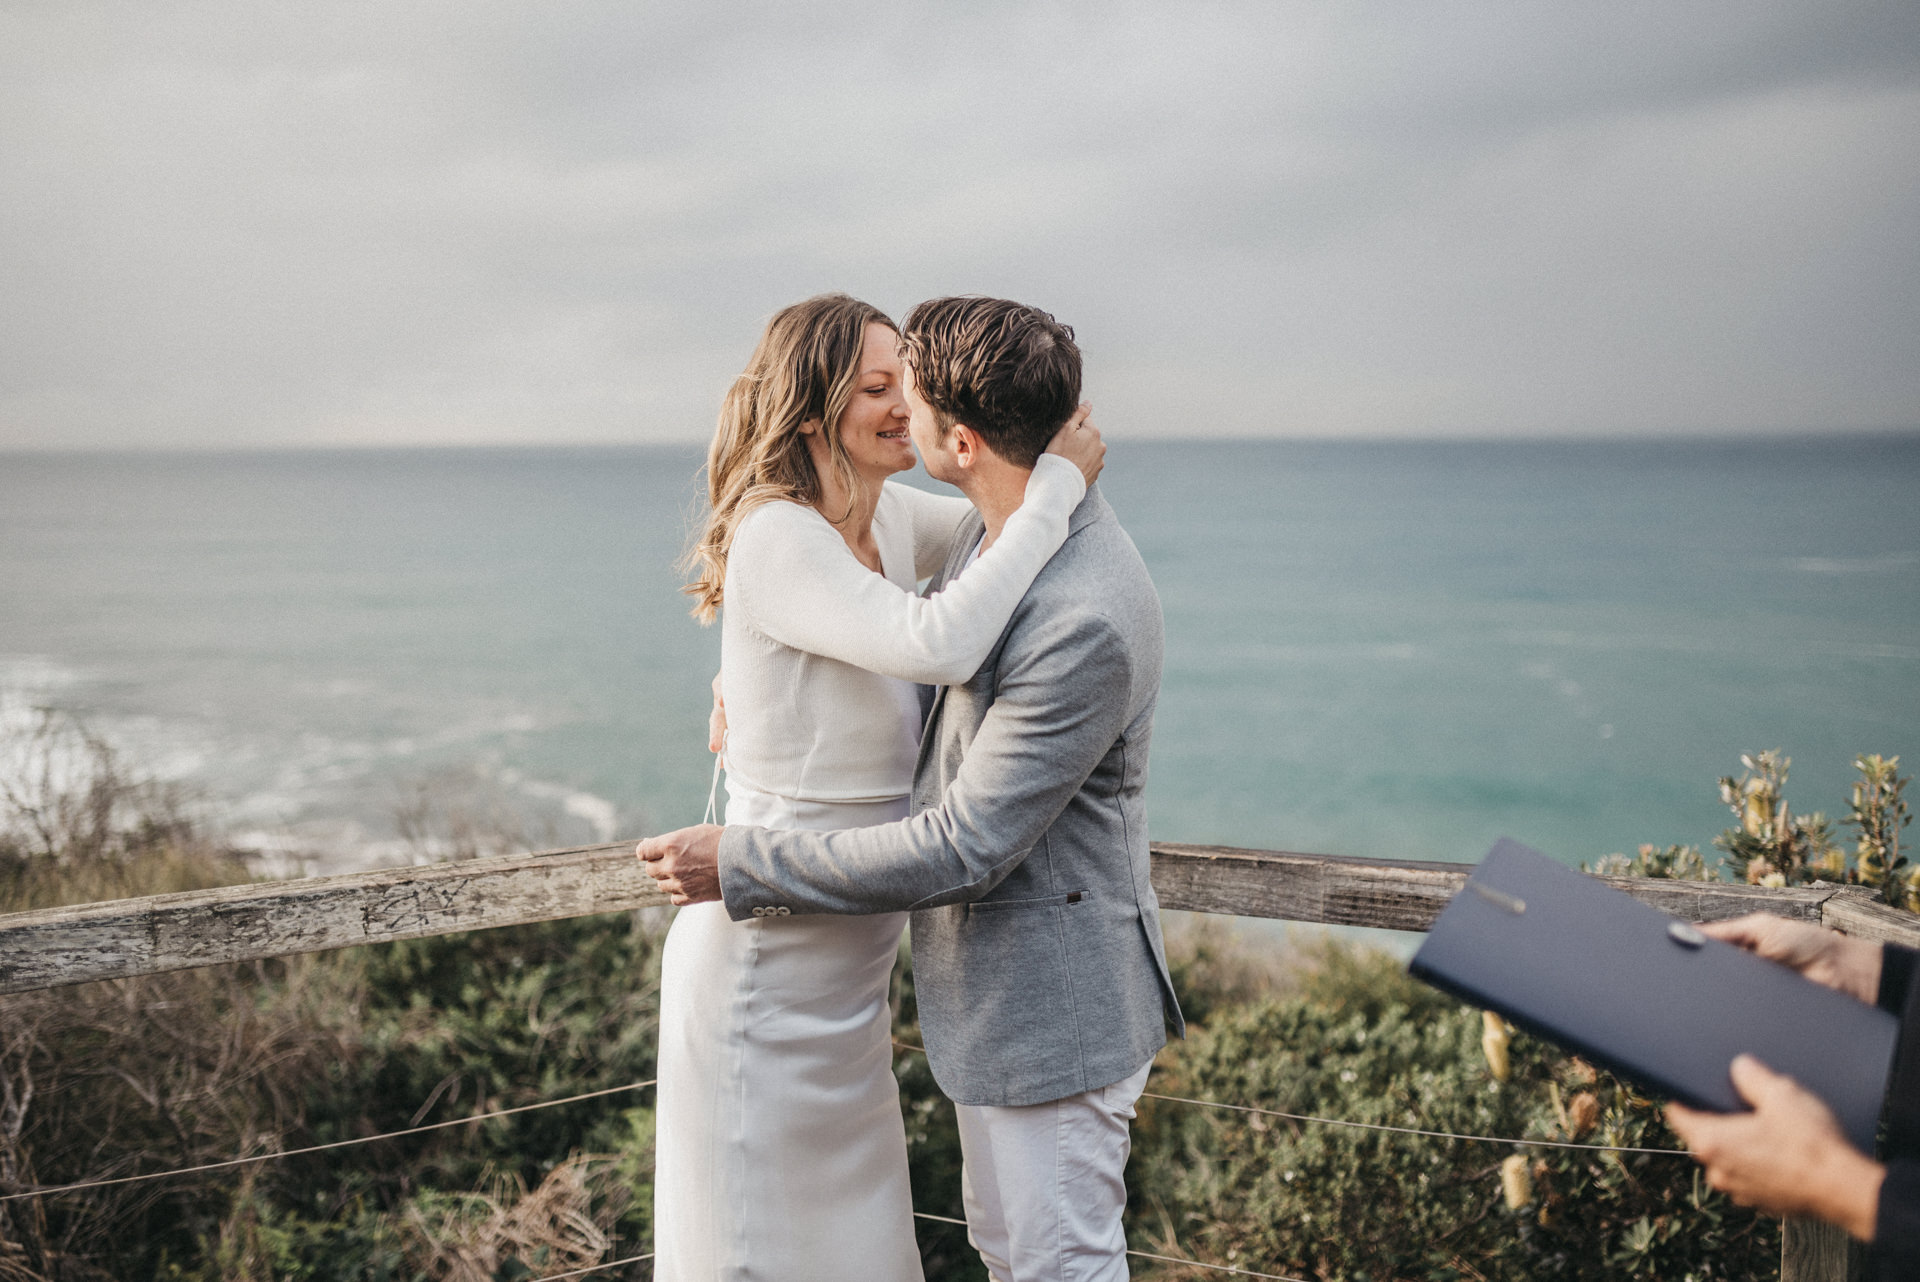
left=0, top=711, right=250, bottom=914
left=0, top=955, right=362, bottom=1280
left=404, top=1155, right=620, bottom=1282
left=0, top=712, right=343, bottom=1279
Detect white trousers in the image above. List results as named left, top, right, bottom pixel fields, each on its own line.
left=955, top=1058, right=1153, bottom=1282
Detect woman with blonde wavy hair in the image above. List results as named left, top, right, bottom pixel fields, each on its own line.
left=653, top=292, right=1103, bottom=1281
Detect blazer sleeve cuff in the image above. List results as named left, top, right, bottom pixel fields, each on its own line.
left=1880, top=944, right=1918, bottom=1015
left=717, top=824, right=768, bottom=922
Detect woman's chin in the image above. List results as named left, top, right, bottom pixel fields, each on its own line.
left=854, top=454, right=915, bottom=486
left=876, top=443, right=917, bottom=474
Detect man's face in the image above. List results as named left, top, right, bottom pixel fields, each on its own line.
left=903, top=366, right=961, bottom=484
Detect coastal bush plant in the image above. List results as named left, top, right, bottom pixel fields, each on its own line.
left=1704, top=749, right=1913, bottom=905
left=0, top=910, right=666, bottom=1280
left=0, top=731, right=1908, bottom=1279
left=0, top=917, right=666, bottom=1280
left=1129, top=940, right=1777, bottom=1280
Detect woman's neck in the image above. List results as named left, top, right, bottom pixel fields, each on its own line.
left=809, top=455, right=889, bottom=572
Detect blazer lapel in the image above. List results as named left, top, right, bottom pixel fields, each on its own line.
left=914, top=509, right=986, bottom=768
left=929, top=509, right=985, bottom=593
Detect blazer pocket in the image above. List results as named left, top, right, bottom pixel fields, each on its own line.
left=966, top=890, right=1092, bottom=915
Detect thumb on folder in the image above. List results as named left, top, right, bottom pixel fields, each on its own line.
left=1699, top=913, right=1882, bottom=1005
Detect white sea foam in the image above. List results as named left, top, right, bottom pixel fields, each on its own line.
left=510, top=773, right=621, bottom=844
left=1520, top=660, right=1596, bottom=720
left=1502, top=629, right=1729, bottom=655
left=0, top=654, right=78, bottom=701
left=1788, top=552, right=1919, bottom=575
left=0, top=655, right=451, bottom=870
left=561, top=791, right=619, bottom=843
left=0, top=656, right=95, bottom=813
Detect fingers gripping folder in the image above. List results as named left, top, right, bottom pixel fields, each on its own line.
left=1410, top=838, right=1898, bottom=1152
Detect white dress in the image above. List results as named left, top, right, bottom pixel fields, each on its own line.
left=654, top=460, right=1087, bottom=1282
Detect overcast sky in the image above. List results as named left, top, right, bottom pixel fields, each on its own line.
left=2, top=1, right=1917, bottom=448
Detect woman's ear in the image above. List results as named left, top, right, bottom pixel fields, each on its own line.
left=799, top=417, right=822, bottom=437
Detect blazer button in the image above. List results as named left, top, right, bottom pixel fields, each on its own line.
left=776, top=906, right=791, bottom=916
left=751, top=907, right=766, bottom=917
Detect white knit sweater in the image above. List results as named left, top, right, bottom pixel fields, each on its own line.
left=718, top=455, right=1087, bottom=803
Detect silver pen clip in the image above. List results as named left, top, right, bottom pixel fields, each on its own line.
left=1468, top=882, right=1527, bottom=915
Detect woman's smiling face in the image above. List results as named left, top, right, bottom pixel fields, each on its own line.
left=828, top=322, right=914, bottom=481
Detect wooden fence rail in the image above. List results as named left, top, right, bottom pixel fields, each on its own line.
left=4, top=839, right=1917, bottom=996
left=2, top=838, right=1911, bottom=1281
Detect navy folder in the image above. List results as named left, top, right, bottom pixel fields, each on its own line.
left=1409, top=838, right=1898, bottom=1152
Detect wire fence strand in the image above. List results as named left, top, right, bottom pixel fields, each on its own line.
left=1136, top=1090, right=1687, bottom=1156
left=527, top=1252, right=654, bottom=1281
left=913, top=1211, right=1308, bottom=1280
left=0, top=1079, right=658, bottom=1203
left=891, top=1039, right=1683, bottom=1157
left=1122, top=1245, right=1311, bottom=1281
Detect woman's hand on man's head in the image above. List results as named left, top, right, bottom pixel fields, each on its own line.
left=1044, top=404, right=1104, bottom=486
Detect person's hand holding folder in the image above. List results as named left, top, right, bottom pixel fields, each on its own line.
left=1668, top=1050, right=1884, bottom=1240
left=1665, top=913, right=1908, bottom=1270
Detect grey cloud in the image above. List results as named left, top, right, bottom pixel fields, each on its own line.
left=0, top=0, right=1915, bottom=446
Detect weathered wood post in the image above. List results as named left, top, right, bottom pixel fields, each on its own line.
left=1781, top=1219, right=1866, bottom=1282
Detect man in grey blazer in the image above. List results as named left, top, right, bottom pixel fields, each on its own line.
left=639, top=296, right=1184, bottom=1281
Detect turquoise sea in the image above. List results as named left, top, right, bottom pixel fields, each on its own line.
left=1, top=437, right=1916, bottom=890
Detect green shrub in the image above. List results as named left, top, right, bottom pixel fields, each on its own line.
left=1129, top=942, right=1775, bottom=1281
left=1850, top=755, right=1913, bottom=909
left=0, top=914, right=665, bottom=1282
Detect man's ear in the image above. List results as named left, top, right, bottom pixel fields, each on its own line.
left=949, top=423, right=982, bottom=470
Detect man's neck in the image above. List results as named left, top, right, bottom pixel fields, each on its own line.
left=961, top=463, right=1034, bottom=551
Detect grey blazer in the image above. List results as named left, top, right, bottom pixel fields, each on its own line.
left=718, top=484, right=1185, bottom=1107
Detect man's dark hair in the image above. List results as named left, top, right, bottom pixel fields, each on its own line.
left=899, top=296, right=1082, bottom=469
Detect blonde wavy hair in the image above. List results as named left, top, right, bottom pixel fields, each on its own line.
left=683, top=293, right=896, bottom=623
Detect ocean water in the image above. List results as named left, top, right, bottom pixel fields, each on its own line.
left=1, top=437, right=1916, bottom=891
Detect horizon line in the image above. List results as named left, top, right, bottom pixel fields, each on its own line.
left=3, top=425, right=1919, bottom=457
